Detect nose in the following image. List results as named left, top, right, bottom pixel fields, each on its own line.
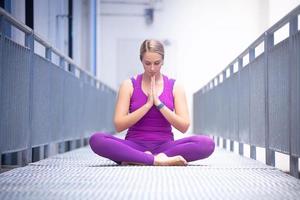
left=150, top=64, right=155, bottom=71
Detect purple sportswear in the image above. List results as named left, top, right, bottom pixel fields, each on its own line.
left=89, top=74, right=215, bottom=165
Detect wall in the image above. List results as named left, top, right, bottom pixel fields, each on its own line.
left=98, top=0, right=271, bottom=134
left=268, top=0, right=300, bottom=25
left=6, top=0, right=300, bottom=135
left=73, top=0, right=91, bottom=72
left=10, top=0, right=25, bottom=46
left=7, top=0, right=92, bottom=72
left=34, top=0, right=69, bottom=57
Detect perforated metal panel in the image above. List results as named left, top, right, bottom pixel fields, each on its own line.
left=0, top=37, right=31, bottom=153
left=98, top=87, right=108, bottom=132
left=195, top=91, right=203, bottom=134
left=238, top=65, right=250, bottom=143
left=63, top=74, right=84, bottom=141
left=221, top=79, right=230, bottom=139
left=229, top=73, right=239, bottom=141
left=268, top=39, right=290, bottom=154
left=249, top=54, right=266, bottom=148
left=214, top=84, right=222, bottom=137
left=48, top=65, right=65, bottom=142
left=207, top=89, right=215, bottom=135
left=197, top=92, right=203, bottom=134
left=290, top=32, right=300, bottom=157
left=108, top=89, right=116, bottom=131
left=31, top=55, right=52, bottom=145
left=92, top=87, right=101, bottom=132
left=198, top=92, right=205, bottom=134
left=82, top=83, right=93, bottom=135
left=192, top=93, right=198, bottom=133
left=193, top=9, right=300, bottom=163
left=97, top=85, right=106, bottom=132
left=0, top=12, right=117, bottom=155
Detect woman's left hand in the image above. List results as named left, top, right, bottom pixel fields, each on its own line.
left=151, top=75, right=190, bottom=133
left=151, top=76, right=161, bottom=106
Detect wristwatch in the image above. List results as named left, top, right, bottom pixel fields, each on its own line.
left=156, top=102, right=165, bottom=110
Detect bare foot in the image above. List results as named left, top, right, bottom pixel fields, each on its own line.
left=121, top=151, right=153, bottom=166
left=121, top=162, right=144, bottom=166
left=153, top=153, right=188, bottom=166
left=144, top=151, right=152, bottom=155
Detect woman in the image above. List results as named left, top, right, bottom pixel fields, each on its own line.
left=89, top=39, right=215, bottom=166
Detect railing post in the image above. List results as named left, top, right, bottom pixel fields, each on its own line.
left=218, top=73, right=226, bottom=149
left=70, top=140, right=76, bottom=151
left=59, top=57, right=65, bottom=68
left=238, top=58, right=244, bottom=156
left=264, top=31, right=275, bottom=167
left=229, top=64, right=234, bottom=152
left=45, top=47, right=52, bottom=61
left=0, top=15, right=3, bottom=170
left=0, top=15, right=4, bottom=34
left=32, top=147, right=40, bottom=162
left=24, top=31, right=34, bottom=166
left=289, top=15, right=299, bottom=178
left=46, top=143, right=58, bottom=158
left=222, top=70, right=227, bottom=150
left=80, top=137, right=85, bottom=148
left=44, top=47, right=52, bottom=159
left=58, top=141, right=66, bottom=153
left=69, top=64, right=75, bottom=74
left=249, top=48, right=256, bottom=160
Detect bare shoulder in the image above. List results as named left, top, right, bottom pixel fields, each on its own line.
left=173, top=80, right=186, bottom=96
left=118, top=75, right=140, bottom=97
left=119, top=79, right=133, bottom=94
left=121, top=79, right=133, bottom=87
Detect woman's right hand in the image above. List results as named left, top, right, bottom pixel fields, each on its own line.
left=146, top=78, right=154, bottom=108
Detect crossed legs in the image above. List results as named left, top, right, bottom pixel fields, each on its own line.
left=89, top=132, right=154, bottom=165
left=89, top=132, right=215, bottom=166
left=152, top=135, right=215, bottom=162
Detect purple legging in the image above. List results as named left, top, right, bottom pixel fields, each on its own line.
left=89, top=132, right=215, bottom=165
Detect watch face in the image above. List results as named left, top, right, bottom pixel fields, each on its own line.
left=156, top=103, right=165, bottom=110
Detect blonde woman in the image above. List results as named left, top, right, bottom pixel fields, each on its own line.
left=89, top=39, right=215, bottom=166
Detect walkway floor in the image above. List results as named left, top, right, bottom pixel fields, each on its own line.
left=0, top=142, right=300, bottom=199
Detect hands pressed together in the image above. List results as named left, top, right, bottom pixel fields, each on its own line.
left=146, top=76, right=162, bottom=108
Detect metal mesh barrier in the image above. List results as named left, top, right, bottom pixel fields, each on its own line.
left=193, top=6, right=300, bottom=177
left=0, top=36, right=31, bottom=153
left=0, top=9, right=116, bottom=158
left=290, top=32, right=300, bottom=157
left=238, top=65, right=250, bottom=144
left=249, top=54, right=266, bottom=147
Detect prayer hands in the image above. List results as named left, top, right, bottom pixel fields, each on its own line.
left=146, top=76, right=161, bottom=107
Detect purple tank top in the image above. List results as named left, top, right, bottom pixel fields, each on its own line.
left=125, top=74, right=175, bottom=142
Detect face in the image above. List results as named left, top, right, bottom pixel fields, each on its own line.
left=141, top=52, right=163, bottom=77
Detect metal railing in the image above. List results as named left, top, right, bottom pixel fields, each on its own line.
left=0, top=8, right=116, bottom=167
left=193, top=5, right=300, bottom=178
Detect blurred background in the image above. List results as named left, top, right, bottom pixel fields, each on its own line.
left=3, top=0, right=299, bottom=132
left=1, top=0, right=300, bottom=172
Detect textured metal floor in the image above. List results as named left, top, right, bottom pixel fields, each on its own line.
left=0, top=146, right=300, bottom=200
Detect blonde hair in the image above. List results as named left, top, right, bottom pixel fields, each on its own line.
left=140, top=39, right=164, bottom=61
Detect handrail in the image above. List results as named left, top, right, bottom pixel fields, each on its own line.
left=205, top=4, right=300, bottom=91
left=0, top=7, right=32, bottom=34
left=0, top=6, right=117, bottom=167
left=267, top=5, right=300, bottom=34
left=0, top=7, right=115, bottom=92
left=194, top=4, right=300, bottom=179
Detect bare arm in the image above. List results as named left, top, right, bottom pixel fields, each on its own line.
left=153, top=79, right=190, bottom=133
left=113, top=79, right=153, bottom=132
